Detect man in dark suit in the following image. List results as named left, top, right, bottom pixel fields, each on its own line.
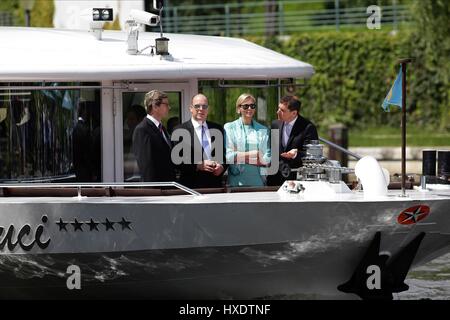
left=173, top=94, right=226, bottom=189
left=267, top=96, right=318, bottom=186
left=132, top=90, right=176, bottom=182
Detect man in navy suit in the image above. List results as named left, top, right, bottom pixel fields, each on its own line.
left=267, top=96, right=318, bottom=186
left=132, top=90, right=176, bottom=182
left=173, top=94, right=226, bottom=189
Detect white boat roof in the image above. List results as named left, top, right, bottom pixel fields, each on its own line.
left=0, top=27, right=314, bottom=82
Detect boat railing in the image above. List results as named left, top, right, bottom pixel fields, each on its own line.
left=319, top=137, right=362, bottom=160
left=0, top=174, right=77, bottom=184
left=0, top=182, right=202, bottom=197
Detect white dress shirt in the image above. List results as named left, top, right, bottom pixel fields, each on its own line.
left=147, top=114, right=161, bottom=128
left=282, top=116, right=297, bottom=148
left=147, top=114, right=169, bottom=144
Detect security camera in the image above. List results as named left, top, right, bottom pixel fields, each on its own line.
left=125, top=7, right=170, bottom=57
left=129, top=9, right=160, bottom=26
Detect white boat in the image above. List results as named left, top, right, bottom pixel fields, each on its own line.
left=0, top=16, right=449, bottom=300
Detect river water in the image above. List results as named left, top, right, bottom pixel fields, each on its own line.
left=273, top=253, right=450, bottom=300
left=396, top=253, right=450, bottom=300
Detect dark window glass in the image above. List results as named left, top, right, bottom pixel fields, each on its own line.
left=123, top=91, right=181, bottom=182
left=0, top=83, right=101, bottom=183
left=198, top=79, right=283, bottom=127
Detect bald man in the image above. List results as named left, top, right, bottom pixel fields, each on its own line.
left=173, top=94, right=227, bottom=189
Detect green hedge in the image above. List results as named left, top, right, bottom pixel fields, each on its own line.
left=3, top=0, right=54, bottom=27
left=30, top=0, right=54, bottom=28
left=248, top=30, right=449, bottom=132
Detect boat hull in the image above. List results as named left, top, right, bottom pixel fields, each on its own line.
left=0, top=194, right=449, bottom=299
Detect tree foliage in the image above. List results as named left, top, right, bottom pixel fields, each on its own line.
left=0, top=0, right=18, bottom=11
left=411, top=0, right=450, bottom=130
left=0, top=0, right=22, bottom=26
left=249, top=27, right=448, bottom=132
left=104, top=14, right=121, bottom=30
left=1, top=0, right=54, bottom=27
left=30, top=0, right=54, bottom=27
left=325, top=0, right=411, bottom=9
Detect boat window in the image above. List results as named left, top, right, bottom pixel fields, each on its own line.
left=0, top=83, right=101, bottom=183
left=198, top=79, right=295, bottom=127
left=122, top=91, right=181, bottom=182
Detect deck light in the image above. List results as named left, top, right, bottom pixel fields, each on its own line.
left=92, top=8, right=113, bottom=21
left=93, top=9, right=100, bottom=21
left=155, top=37, right=169, bottom=56
left=101, top=9, right=111, bottom=21
left=89, top=8, right=113, bottom=40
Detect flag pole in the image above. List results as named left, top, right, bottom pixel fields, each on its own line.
left=399, top=58, right=412, bottom=197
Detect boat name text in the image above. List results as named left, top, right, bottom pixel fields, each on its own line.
left=0, top=215, right=51, bottom=251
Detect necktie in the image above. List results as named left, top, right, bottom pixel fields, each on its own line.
left=282, top=123, right=291, bottom=148
left=201, top=124, right=211, bottom=160
left=158, top=123, right=170, bottom=146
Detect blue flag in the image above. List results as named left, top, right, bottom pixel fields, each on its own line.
left=382, top=67, right=402, bottom=112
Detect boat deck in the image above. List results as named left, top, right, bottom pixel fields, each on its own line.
left=0, top=185, right=448, bottom=204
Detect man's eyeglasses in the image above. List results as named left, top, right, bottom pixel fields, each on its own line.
left=240, top=104, right=256, bottom=110
left=193, top=104, right=209, bottom=110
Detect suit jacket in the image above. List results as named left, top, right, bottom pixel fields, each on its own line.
left=132, top=117, right=176, bottom=182
left=224, top=118, right=271, bottom=187
left=173, top=120, right=227, bottom=189
left=267, top=116, right=318, bottom=186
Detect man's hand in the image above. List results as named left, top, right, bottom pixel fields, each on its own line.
left=281, top=148, right=298, bottom=159
left=212, top=163, right=224, bottom=176
left=196, top=160, right=217, bottom=173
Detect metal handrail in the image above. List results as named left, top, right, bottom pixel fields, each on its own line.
left=0, top=174, right=76, bottom=183
left=0, top=84, right=129, bottom=91
left=319, top=137, right=362, bottom=160
left=0, top=182, right=202, bottom=197
left=218, top=79, right=307, bottom=89
left=163, top=2, right=410, bottom=36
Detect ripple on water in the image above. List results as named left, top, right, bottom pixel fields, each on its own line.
left=396, top=253, right=450, bottom=300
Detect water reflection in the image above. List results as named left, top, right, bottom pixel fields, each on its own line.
left=0, top=83, right=101, bottom=183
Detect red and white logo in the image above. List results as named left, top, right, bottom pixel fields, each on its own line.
left=397, top=205, right=430, bottom=225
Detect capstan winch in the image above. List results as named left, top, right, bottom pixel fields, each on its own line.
left=297, top=140, right=354, bottom=183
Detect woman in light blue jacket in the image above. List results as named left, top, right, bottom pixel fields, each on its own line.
left=224, top=93, right=271, bottom=187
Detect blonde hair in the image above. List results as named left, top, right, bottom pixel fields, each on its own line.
left=235, top=93, right=256, bottom=114
left=144, top=90, right=168, bottom=114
